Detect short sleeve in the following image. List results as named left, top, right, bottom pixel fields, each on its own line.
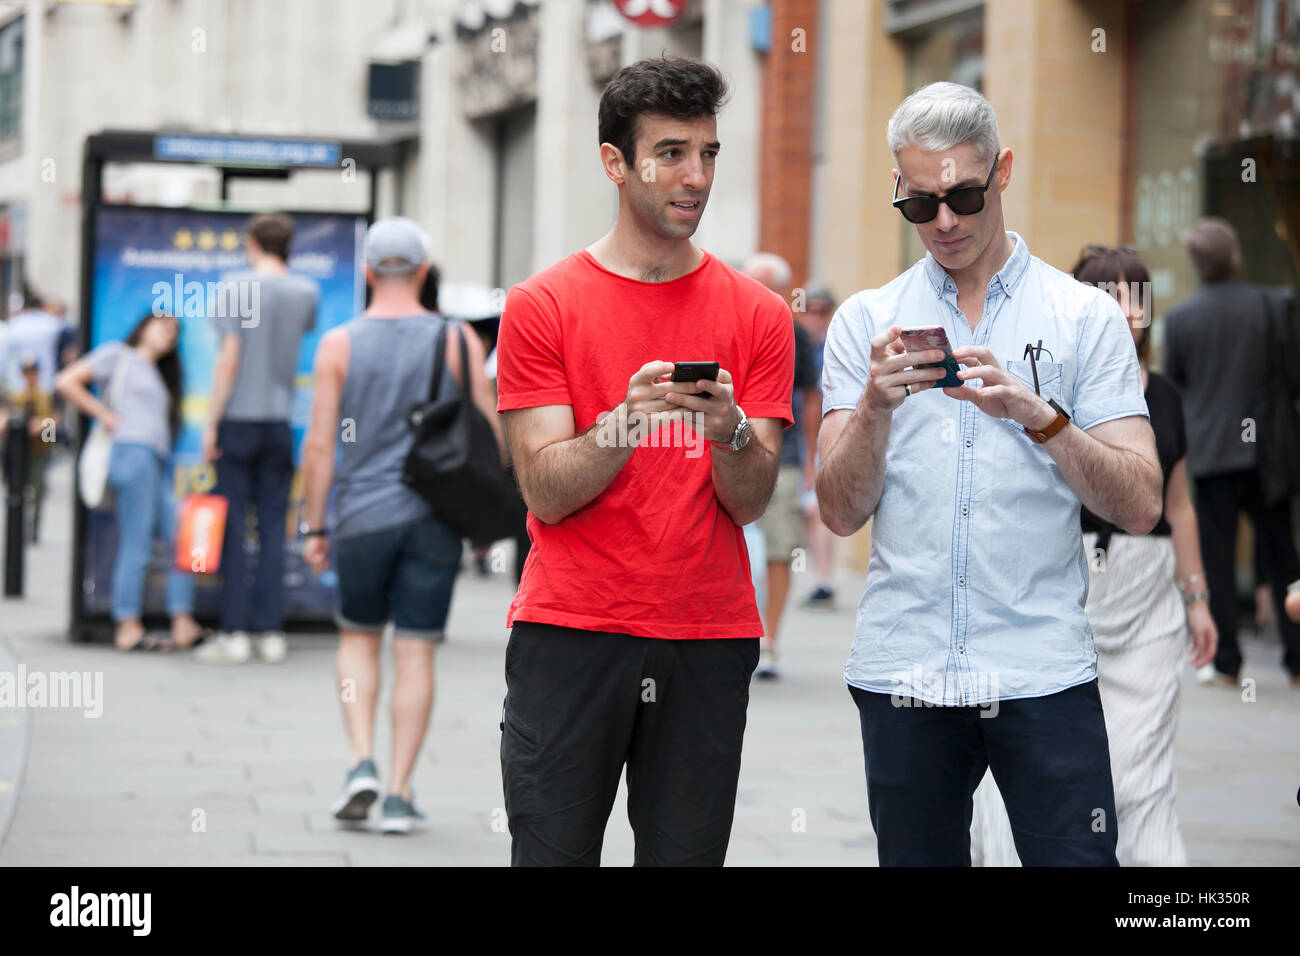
left=83, top=342, right=125, bottom=383
left=1073, top=292, right=1149, bottom=431
left=1170, top=379, right=1188, bottom=463
left=821, top=293, right=873, bottom=414
left=793, top=323, right=818, bottom=390
left=212, top=311, right=241, bottom=337
left=495, top=285, right=572, bottom=412
left=737, top=299, right=795, bottom=427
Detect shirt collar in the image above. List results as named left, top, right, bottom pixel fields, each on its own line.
left=923, top=231, right=1032, bottom=299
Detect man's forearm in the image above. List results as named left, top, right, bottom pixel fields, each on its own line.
left=207, top=355, right=237, bottom=426
left=816, top=402, right=890, bottom=536
left=301, top=443, right=333, bottom=529
left=1045, top=425, right=1161, bottom=534
left=711, top=436, right=777, bottom=526
left=520, top=405, right=636, bottom=524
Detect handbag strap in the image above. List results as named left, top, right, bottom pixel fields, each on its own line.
left=454, top=321, right=472, bottom=401
left=426, top=320, right=448, bottom=402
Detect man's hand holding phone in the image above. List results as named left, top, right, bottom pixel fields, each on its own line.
left=945, top=345, right=1057, bottom=430
left=864, top=325, right=948, bottom=412
left=663, top=360, right=740, bottom=445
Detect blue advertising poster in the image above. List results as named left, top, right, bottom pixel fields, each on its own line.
left=83, top=206, right=367, bottom=622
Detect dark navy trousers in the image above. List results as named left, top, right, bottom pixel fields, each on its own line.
left=215, top=419, right=294, bottom=634
left=849, top=678, right=1120, bottom=866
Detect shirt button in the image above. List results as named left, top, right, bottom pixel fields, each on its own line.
left=961, top=505, right=969, bottom=515
left=958, top=577, right=965, bottom=587
left=964, top=438, right=972, bottom=448
left=958, top=644, right=965, bottom=653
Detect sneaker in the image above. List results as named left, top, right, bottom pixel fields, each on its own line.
left=193, top=631, right=252, bottom=665
left=257, top=632, right=288, bottom=663
left=754, top=648, right=779, bottom=680
left=1196, top=664, right=1236, bottom=687
left=380, top=793, right=426, bottom=834
left=331, top=758, right=382, bottom=822
left=802, top=586, right=836, bottom=611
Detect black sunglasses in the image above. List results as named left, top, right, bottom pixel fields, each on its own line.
left=892, top=157, right=999, bottom=224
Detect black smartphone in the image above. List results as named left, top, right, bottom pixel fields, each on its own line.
left=671, top=361, right=720, bottom=397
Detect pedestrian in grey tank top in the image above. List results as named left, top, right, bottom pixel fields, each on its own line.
left=300, top=216, right=503, bottom=835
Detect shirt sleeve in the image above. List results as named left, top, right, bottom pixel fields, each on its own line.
left=1162, top=312, right=1186, bottom=389
left=1073, top=292, right=1149, bottom=431
left=738, top=298, right=795, bottom=427
left=821, top=293, right=873, bottom=415
left=495, top=285, right=572, bottom=412
left=303, top=281, right=320, bottom=335
left=83, top=342, right=124, bottom=384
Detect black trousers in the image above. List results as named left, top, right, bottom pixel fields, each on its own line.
left=1194, top=469, right=1300, bottom=677
left=500, top=621, right=759, bottom=866
left=849, top=680, right=1120, bottom=867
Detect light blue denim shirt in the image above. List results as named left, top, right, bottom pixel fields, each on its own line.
left=821, top=233, right=1148, bottom=705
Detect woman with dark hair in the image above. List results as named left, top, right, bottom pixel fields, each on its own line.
left=56, top=311, right=204, bottom=652
left=971, top=246, right=1218, bottom=866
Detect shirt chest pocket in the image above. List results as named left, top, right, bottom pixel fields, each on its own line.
left=1004, top=358, right=1066, bottom=411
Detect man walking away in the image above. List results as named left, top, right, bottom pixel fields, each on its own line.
left=301, top=217, right=500, bottom=833
left=198, top=213, right=318, bottom=665
left=1163, top=217, right=1300, bottom=686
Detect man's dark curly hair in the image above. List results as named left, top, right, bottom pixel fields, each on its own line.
left=598, top=56, right=731, bottom=169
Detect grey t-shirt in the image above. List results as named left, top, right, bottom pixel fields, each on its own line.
left=213, top=271, right=318, bottom=422
left=85, top=342, right=173, bottom=458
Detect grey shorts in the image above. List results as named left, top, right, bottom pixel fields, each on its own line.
left=756, top=465, right=805, bottom=563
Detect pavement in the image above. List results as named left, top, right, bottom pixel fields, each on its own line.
left=0, top=458, right=1297, bottom=866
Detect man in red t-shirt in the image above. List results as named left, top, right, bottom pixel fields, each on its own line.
left=495, top=56, right=794, bottom=866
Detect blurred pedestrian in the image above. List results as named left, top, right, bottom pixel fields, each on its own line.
left=0, top=357, right=59, bottom=542
left=0, top=285, right=63, bottom=397
left=743, top=251, right=818, bottom=680
left=817, top=82, right=1161, bottom=866
left=197, top=213, right=319, bottom=666
left=1163, top=218, right=1300, bottom=686
left=495, top=56, right=793, bottom=866
left=970, top=246, right=1218, bottom=867
left=56, top=312, right=207, bottom=652
left=798, top=282, right=838, bottom=611
left=300, top=216, right=499, bottom=834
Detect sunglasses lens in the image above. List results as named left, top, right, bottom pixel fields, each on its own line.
left=897, top=198, right=938, bottom=224
left=945, top=187, right=986, bottom=216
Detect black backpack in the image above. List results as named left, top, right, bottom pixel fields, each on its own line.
left=402, top=323, right=524, bottom=544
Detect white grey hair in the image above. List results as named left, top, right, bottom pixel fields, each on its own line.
left=887, top=82, right=1000, bottom=166
left=743, top=252, right=792, bottom=290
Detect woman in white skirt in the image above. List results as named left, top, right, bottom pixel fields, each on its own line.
left=971, top=246, right=1218, bottom=867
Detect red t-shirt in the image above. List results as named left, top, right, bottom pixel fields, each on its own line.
left=496, top=249, right=795, bottom=639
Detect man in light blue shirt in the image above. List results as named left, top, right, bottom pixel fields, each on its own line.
left=816, top=82, right=1162, bottom=866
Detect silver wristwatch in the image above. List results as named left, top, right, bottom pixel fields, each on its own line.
left=720, top=406, right=752, bottom=452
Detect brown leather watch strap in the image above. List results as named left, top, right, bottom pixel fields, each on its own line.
left=1025, top=411, right=1069, bottom=444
